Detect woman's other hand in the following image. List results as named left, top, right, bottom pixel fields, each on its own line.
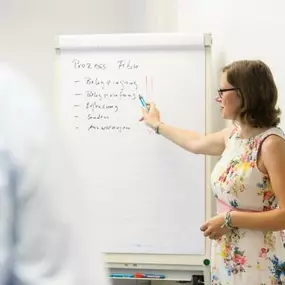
left=200, top=213, right=231, bottom=240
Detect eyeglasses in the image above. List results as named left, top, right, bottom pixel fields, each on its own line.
left=217, top=87, right=240, bottom=98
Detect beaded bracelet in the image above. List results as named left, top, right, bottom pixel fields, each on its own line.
left=221, top=210, right=235, bottom=229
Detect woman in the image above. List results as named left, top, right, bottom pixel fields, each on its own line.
left=141, top=60, right=285, bottom=285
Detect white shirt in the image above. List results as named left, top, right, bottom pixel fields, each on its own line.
left=0, top=63, right=111, bottom=285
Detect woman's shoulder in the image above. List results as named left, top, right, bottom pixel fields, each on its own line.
left=259, top=126, right=285, bottom=141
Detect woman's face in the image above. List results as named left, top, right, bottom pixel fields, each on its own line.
left=216, top=72, right=241, bottom=120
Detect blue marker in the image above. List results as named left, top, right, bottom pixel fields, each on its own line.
left=110, top=273, right=134, bottom=278
left=138, top=95, right=149, bottom=111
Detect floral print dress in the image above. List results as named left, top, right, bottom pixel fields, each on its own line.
left=210, top=126, right=285, bottom=285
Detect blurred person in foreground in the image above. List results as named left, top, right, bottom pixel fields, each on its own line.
left=0, top=63, right=111, bottom=285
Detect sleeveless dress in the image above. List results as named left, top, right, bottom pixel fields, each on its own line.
left=210, top=126, right=285, bottom=285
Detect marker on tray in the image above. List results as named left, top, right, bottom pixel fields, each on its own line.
left=110, top=273, right=134, bottom=278
left=134, top=273, right=166, bottom=279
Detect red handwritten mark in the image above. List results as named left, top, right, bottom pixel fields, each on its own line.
left=145, top=76, right=148, bottom=96
left=144, top=76, right=154, bottom=135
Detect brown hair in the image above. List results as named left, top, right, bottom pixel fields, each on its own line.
left=222, top=60, right=281, bottom=128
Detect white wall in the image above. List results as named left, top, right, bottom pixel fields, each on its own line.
left=178, top=0, right=285, bottom=129
left=0, top=0, right=139, bottom=108
left=145, top=0, right=177, bottom=32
